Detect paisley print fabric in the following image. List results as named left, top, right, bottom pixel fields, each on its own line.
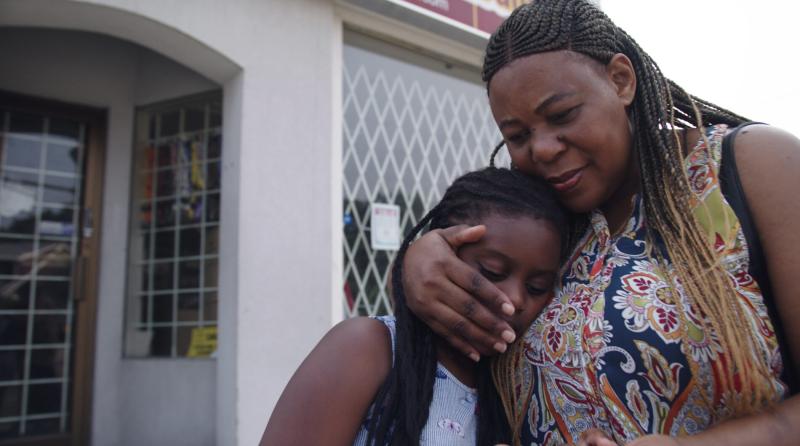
left=518, top=125, right=786, bottom=445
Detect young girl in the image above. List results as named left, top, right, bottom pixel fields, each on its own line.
left=259, top=167, right=569, bottom=445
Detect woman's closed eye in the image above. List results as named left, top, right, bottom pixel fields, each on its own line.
left=505, top=129, right=531, bottom=146
left=548, top=105, right=580, bottom=124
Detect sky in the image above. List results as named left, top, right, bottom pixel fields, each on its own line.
left=602, top=0, right=800, bottom=136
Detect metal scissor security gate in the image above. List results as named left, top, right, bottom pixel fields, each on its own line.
left=342, top=34, right=507, bottom=318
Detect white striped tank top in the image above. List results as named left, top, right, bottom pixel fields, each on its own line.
left=352, top=316, right=478, bottom=445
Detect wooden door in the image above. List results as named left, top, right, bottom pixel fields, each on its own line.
left=0, top=91, right=104, bottom=446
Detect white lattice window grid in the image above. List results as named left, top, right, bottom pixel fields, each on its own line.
left=342, top=35, right=509, bottom=318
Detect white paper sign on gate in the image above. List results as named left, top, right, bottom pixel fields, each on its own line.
left=371, top=203, right=401, bottom=251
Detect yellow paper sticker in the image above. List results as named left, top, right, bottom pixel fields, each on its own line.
left=186, top=326, right=217, bottom=358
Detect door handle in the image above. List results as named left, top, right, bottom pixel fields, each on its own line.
left=72, top=256, right=87, bottom=302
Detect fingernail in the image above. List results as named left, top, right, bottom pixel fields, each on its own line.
left=469, top=352, right=480, bottom=362
left=501, top=330, right=516, bottom=343
left=493, top=342, right=507, bottom=353
left=501, top=303, right=515, bottom=316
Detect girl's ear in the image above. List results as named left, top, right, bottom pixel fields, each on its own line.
left=606, top=53, right=636, bottom=106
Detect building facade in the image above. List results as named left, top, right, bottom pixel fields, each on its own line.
left=0, top=1, right=531, bottom=444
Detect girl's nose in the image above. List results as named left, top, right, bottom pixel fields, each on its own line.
left=501, top=283, right=525, bottom=310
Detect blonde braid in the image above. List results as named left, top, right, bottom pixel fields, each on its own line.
left=492, top=340, right=526, bottom=446
left=650, top=80, right=775, bottom=413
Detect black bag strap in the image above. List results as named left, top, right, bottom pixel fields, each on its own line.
left=718, top=123, right=798, bottom=395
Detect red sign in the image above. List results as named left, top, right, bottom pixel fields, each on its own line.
left=394, top=0, right=530, bottom=35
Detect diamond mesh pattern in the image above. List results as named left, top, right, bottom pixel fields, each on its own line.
left=342, top=40, right=508, bottom=318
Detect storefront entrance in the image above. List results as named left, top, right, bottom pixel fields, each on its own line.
left=0, top=92, right=104, bottom=446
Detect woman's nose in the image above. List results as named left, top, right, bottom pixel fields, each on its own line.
left=530, top=130, right=566, bottom=164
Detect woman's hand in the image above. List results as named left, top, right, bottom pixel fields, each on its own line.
left=625, top=435, right=681, bottom=446
left=402, top=224, right=518, bottom=359
left=578, top=428, right=619, bottom=446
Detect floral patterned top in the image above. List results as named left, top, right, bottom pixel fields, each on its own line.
left=518, top=125, right=786, bottom=445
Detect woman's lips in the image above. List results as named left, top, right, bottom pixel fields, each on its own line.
left=548, top=167, right=584, bottom=193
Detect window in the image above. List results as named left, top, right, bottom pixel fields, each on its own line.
left=342, top=33, right=508, bottom=317
left=124, top=92, right=222, bottom=358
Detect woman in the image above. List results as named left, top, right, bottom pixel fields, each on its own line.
left=403, top=1, right=800, bottom=445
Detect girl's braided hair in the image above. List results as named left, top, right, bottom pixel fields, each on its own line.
left=365, top=167, right=568, bottom=445
left=484, top=0, right=778, bottom=424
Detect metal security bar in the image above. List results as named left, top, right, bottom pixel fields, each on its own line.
left=342, top=34, right=508, bottom=318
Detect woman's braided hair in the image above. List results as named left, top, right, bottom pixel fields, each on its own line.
left=365, top=167, right=568, bottom=445
left=483, top=0, right=778, bottom=422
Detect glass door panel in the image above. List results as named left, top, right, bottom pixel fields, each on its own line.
left=0, top=97, right=96, bottom=445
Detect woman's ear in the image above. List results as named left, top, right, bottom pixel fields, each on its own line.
left=606, top=53, right=636, bottom=106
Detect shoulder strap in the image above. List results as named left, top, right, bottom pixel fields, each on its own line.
left=371, top=315, right=397, bottom=366
left=718, top=124, right=768, bottom=287
left=718, top=123, right=798, bottom=395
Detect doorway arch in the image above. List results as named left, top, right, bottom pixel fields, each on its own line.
left=0, top=0, right=240, bottom=83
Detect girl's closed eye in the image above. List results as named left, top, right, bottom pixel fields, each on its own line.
left=478, top=263, right=507, bottom=282
left=525, top=280, right=552, bottom=297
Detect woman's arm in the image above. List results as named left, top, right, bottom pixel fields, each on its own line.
left=403, top=224, right=518, bottom=360
left=622, top=398, right=800, bottom=446
left=626, top=124, right=800, bottom=446
left=736, top=124, right=800, bottom=377
left=259, top=317, right=392, bottom=446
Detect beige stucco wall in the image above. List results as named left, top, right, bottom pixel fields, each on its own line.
left=0, top=1, right=342, bottom=444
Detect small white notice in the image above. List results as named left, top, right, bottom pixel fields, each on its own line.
left=371, top=203, right=401, bottom=251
